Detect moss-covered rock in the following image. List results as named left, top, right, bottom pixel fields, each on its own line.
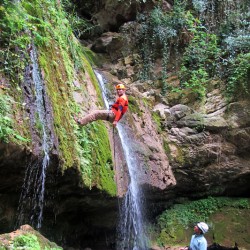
left=154, top=197, right=250, bottom=249
left=0, top=225, right=62, bottom=250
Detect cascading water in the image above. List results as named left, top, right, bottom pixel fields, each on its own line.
left=116, top=124, right=149, bottom=250
left=30, top=45, right=52, bottom=228
left=16, top=44, right=53, bottom=229
left=94, top=71, right=149, bottom=250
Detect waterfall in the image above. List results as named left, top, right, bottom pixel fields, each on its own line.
left=116, top=124, right=149, bottom=250
left=30, top=45, right=51, bottom=228
left=16, top=44, right=52, bottom=229
left=94, top=71, right=149, bottom=250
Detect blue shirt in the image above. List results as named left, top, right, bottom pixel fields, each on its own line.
left=189, top=234, right=207, bottom=250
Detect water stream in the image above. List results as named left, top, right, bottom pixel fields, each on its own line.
left=16, top=44, right=52, bottom=229
left=116, top=124, right=149, bottom=250
left=94, top=71, right=149, bottom=250
left=30, top=45, right=52, bottom=229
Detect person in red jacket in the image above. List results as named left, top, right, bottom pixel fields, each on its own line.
left=75, top=83, right=128, bottom=127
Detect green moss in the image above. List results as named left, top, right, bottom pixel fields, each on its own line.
left=157, top=223, right=188, bottom=246
left=128, top=95, right=142, bottom=117
left=12, top=232, right=62, bottom=250
left=154, top=197, right=250, bottom=247
left=80, top=122, right=116, bottom=196
left=0, top=93, right=30, bottom=144
left=163, top=139, right=170, bottom=155
left=211, top=207, right=250, bottom=247
left=163, top=140, right=185, bottom=164
left=166, top=142, right=185, bottom=165
left=152, top=111, right=162, bottom=133
left=13, top=234, right=40, bottom=249
left=39, top=45, right=77, bottom=169
left=1, top=0, right=115, bottom=194
left=38, top=30, right=115, bottom=192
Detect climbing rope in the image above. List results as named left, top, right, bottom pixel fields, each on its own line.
left=113, top=126, right=117, bottom=185
left=113, top=126, right=122, bottom=212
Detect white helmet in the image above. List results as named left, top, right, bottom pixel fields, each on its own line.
left=197, top=222, right=209, bottom=234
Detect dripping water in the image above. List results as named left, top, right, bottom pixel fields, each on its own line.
left=94, top=70, right=149, bottom=250
left=16, top=44, right=52, bottom=229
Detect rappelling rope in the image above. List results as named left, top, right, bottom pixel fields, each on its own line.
left=113, top=126, right=122, bottom=213
left=113, top=127, right=118, bottom=185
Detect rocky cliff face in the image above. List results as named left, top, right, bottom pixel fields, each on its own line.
left=162, top=91, right=250, bottom=198
left=84, top=0, right=250, bottom=202
left=99, top=62, right=250, bottom=205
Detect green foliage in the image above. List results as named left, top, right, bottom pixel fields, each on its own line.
left=137, top=2, right=187, bottom=82
left=225, top=35, right=250, bottom=52
left=181, top=20, right=221, bottom=76
left=0, top=0, right=91, bottom=83
left=76, top=125, right=95, bottom=187
left=11, top=233, right=62, bottom=250
left=0, top=0, right=115, bottom=194
left=177, top=12, right=221, bottom=99
left=152, top=112, right=162, bottom=133
left=61, top=0, right=97, bottom=40
left=225, top=52, right=250, bottom=98
left=136, top=0, right=249, bottom=100
left=0, top=94, right=29, bottom=143
left=221, top=0, right=249, bottom=52
left=118, top=0, right=147, bottom=3
left=0, top=95, right=13, bottom=142
left=0, top=1, right=30, bottom=85
left=76, top=122, right=116, bottom=195
left=178, top=2, right=249, bottom=99
left=156, top=197, right=250, bottom=245
left=13, top=234, right=40, bottom=250
left=136, top=1, right=222, bottom=97
left=180, top=67, right=208, bottom=98
left=128, top=95, right=142, bottom=117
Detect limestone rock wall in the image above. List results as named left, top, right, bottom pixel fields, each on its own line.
left=86, top=0, right=250, bottom=201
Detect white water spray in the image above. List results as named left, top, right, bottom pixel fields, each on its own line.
left=30, top=46, right=52, bottom=228
left=30, top=45, right=51, bottom=229
left=17, top=44, right=52, bottom=229
left=94, top=70, right=149, bottom=250
left=116, top=124, right=149, bottom=250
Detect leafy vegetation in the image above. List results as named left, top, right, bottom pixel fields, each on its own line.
left=0, top=0, right=115, bottom=192
left=0, top=94, right=29, bottom=143
left=61, top=0, right=97, bottom=40
left=136, top=0, right=250, bottom=99
left=155, top=196, right=250, bottom=246
left=13, top=234, right=40, bottom=250
left=76, top=121, right=116, bottom=196
left=225, top=52, right=250, bottom=98
left=137, top=2, right=187, bottom=83
left=0, top=95, right=14, bottom=143
left=11, top=233, right=62, bottom=250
